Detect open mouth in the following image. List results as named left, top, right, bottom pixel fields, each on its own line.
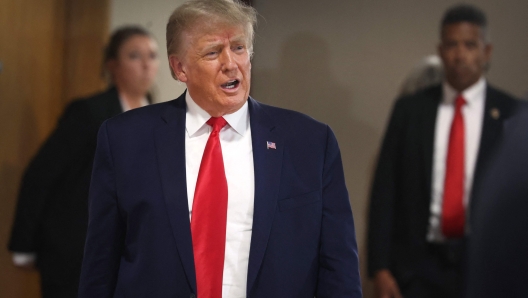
left=221, top=79, right=240, bottom=89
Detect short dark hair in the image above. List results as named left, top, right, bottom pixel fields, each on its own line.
left=104, top=26, right=152, bottom=64
left=441, top=4, right=488, bottom=41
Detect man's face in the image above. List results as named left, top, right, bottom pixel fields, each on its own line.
left=438, top=22, right=492, bottom=92
left=169, top=24, right=251, bottom=116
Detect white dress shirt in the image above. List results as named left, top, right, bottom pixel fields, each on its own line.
left=427, top=77, right=486, bottom=242
left=118, top=95, right=149, bottom=112
left=185, top=92, right=255, bottom=298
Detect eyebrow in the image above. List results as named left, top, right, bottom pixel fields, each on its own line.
left=199, top=37, right=247, bottom=55
left=229, top=35, right=247, bottom=44
left=203, top=34, right=247, bottom=48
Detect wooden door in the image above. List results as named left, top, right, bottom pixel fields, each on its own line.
left=0, top=0, right=108, bottom=296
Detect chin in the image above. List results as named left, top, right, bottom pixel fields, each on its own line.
left=221, top=98, right=247, bottom=113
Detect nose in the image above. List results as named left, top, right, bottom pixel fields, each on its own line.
left=453, top=44, right=469, bottom=63
left=142, top=56, right=151, bottom=69
left=220, top=50, right=238, bottom=73
left=141, top=55, right=157, bottom=71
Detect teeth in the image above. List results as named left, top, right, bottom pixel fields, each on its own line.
left=223, top=80, right=238, bottom=89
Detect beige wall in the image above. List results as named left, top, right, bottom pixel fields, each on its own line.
left=110, top=0, right=528, bottom=296
left=250, top=0, right=528, bottom=296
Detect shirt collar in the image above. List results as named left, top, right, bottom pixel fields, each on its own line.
left=185, top=91, right=249, bottom=137
left=118, top=95, right=149, bottom=112
left=442, top=77, right=486, bottom=106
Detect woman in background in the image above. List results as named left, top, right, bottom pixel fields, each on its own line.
left=8, top=26, right=159, bottom=298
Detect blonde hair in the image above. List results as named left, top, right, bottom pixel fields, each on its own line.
left=166, top=0, right=257, bottom=79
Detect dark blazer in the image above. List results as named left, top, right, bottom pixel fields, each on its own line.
left=8, top=87, right=122, bottom=298
left=466, top=103, right=528, bottom=298
left=78, top=93, right=362, bottom=298
left=367, top=84, right=517, bottom=290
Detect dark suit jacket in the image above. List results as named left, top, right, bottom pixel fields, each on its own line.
left=367, top=84, right=517, bottom=286
left=8, top=87, right=122, bottom=298
left=78, top=93, right=362, bottom=298
left=465, top=102, right=528, bottom=298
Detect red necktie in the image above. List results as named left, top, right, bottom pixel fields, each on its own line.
left=442, top=95, right=466, bottom=238
left=191, top=117, right=228, bottom=298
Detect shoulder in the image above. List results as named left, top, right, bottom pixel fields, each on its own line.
left=104, top=99, right=180, bottom=133
left=376, top=85, right=442, bottom=125
left=394, top=84, right=442, bottom=110
left=64, top=87, right=119, bottom=115
left=254, top=101, right=325, bottom=125
left=250, top=98, right=330, bottom=137
left=486, top=84, right=518, bottom=103
left=249, top=98, right=339, bottom=163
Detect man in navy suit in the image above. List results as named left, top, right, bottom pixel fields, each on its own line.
left=78, top=0, right=361, bottom=297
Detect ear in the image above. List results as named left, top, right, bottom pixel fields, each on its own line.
left=169, top=55, right=188, bottom=82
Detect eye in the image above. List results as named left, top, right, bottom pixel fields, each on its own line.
left=465, top=41, right=478, bottom=49
left=444, top=41, right=457, bottom=48
left=128, top=52, right=140, bottom=59
left=149, top=52, right=158, bottom=59
left=233, top=45, right=245, bottom=52
left=205, top=51, right=219, bottom=58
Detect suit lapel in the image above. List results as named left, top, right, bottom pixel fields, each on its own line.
left=475, top=86, right=507, bottom=172
left=154, top=94, right=197, bottom=293
left=470, top=85, right=510, bottom=211
left=422, top=87, right=441, bottom=199
left=246, top=98, right=284, bottom=294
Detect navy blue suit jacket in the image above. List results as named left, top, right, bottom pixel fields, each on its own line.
left=79, top=93, right=362, bottom=297
left=465, top=103, right=528, bottom=298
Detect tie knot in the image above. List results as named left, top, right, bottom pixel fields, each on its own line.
left=207, top=117, right=228, bottom=132
left=455, top=95, right=466, bottom=109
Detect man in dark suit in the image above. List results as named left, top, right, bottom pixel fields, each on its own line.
left=78, top=0, right=361, bottom=297
left=465, top=103, right=528, bottom=298
left=8, top=88, right=123, bottom=297
left=368, top=4, right=518, bottom=298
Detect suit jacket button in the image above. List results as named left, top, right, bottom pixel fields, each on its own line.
left=190, top=294, right=196, bottom=298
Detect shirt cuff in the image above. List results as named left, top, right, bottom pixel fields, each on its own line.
left=12, top=252, right=37, bottom=266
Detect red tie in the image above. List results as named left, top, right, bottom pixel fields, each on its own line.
left=191, top=117, right=228, bottom=298
left=442, top=95, right=466, bottom=238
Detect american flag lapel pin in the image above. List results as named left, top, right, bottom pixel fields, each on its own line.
left=490, top=107, right=500, bottom=120
left=266, top=141, right=276, bottom=150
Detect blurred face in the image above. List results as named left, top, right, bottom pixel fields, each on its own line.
left=110, top=35, right=159, bottom=96
left=169, top=24, right=251, bottom=116
left=438, top=22, right=492, bottom=92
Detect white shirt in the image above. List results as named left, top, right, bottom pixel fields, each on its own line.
left=427, top=77, right=486, bottom=242
left=185, top=92, right=255, bottom=298
left=118, top=95, right=149, bottom=112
